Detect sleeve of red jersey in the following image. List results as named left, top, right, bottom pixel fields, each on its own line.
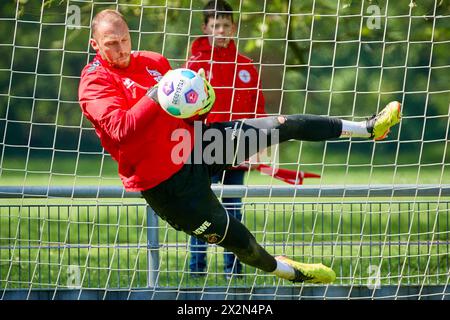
left=156, top=54, right=172, bottom=75
left=79, top=72, right=160, bottom=144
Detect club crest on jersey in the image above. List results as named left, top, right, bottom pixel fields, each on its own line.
left=122, top=78, right=135, bottom=89
left=238, top=69, right=251, bottom=83
left=87, top=60, right=100, bottom=73
left=205, top=233, right=220, bottom=244
left=146, top=67, right=163, bottom=82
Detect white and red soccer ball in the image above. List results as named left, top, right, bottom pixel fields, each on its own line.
left=157, top=68, right=209, bottom=119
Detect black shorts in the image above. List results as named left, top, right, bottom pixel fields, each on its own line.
left=141, top=162, right=231, bottom=244
left=141, top=118, right=276, bottom=245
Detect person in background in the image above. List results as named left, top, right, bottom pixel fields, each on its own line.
left=186, top=0, right=267, bottom=279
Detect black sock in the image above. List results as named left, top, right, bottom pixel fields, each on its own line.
left=278, top=114, right=342, bottom=142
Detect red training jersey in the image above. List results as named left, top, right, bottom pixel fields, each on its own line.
left=78, top=51, right=194, bottom=191
left=186, top=37, right=266, bottom=123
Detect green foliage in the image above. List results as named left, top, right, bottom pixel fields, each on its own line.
left=0, top=0, right=449, bottom=165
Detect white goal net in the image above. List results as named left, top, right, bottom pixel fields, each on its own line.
left=0, top=0, right=449, bottom=300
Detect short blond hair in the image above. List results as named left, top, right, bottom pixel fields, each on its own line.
left=91, top=9, right=127, bottom=39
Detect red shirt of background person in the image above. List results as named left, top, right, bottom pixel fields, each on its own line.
left=186, top=16, right=266, bottom=122
left=78, top=10, right=194, bottom=191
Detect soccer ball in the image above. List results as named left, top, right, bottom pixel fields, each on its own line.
left=157, top=68, right=210, bottom=119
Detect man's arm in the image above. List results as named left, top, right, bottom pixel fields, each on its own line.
left=79, top=74, right=161, bottom=144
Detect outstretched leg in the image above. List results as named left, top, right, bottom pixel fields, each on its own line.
left=205, top=101, right=402, bottom=175
left=142, top=162, right=335, bottom=284
left=142, top=101, right=401, bottom=284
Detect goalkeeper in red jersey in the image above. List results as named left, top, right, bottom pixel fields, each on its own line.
left=78, top=9, right=401, bottom=284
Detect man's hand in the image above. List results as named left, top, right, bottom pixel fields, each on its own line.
left=197, top=68, right=215, bottom=116
left=197, top=67, right=206, bottom=79
left=146, top=84, right=159, bottom=103
left=182, top=68, right=216, bottom=125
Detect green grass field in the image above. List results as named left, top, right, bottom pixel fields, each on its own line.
left=1, top=199, right=448, bottom=289
left=1, top=159, right=448, bottom=186
left=1, top=161, right=449, bottom=290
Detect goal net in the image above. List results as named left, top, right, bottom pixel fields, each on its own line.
left=0, top=0, right=449, bottom=300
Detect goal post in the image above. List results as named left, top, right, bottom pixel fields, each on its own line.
left=0, top=0, right=449, bottom=300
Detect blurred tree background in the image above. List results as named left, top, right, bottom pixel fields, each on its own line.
left=0, top=0, right=448, bottom=179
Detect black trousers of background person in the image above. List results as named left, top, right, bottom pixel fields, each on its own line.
left=141, top=114, right=342, bottom=272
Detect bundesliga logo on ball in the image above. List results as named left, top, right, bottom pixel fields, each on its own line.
left=157, top=68, right=211, bottom=119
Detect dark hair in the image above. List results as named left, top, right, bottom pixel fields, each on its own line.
left=203, top=0, right=234, bottom=25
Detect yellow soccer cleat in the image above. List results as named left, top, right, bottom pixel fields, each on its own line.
left=367, top=101, right=402, bottom=140
left=276, top=256, right=336, bottom=284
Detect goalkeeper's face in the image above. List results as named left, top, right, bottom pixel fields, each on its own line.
left=202, top=16, right=236, bottom=48
left=90, top=19, right=131, bottom=69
